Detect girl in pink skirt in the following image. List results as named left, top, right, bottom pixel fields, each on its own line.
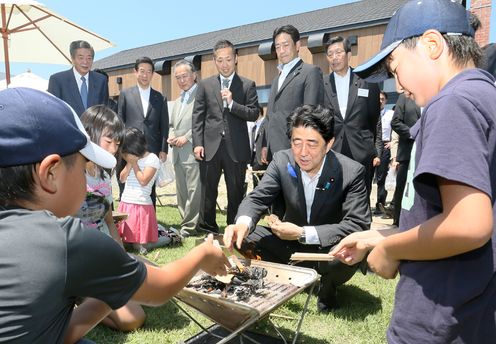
left=118, top=128, right=160, bottom=254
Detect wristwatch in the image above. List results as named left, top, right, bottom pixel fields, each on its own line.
left=298, top=228, right=306, bottom=244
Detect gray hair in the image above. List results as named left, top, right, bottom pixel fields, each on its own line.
left=173, top=59, right=196, bottom=74
left=69, top=40, right=94, bottom=59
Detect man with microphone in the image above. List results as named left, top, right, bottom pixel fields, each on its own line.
left=192, top=40, right=260, bottom=233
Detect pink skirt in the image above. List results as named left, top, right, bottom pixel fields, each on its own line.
left=117, top=202, right=158, bottom=244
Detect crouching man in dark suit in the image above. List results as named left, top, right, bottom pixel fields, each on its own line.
left=224, top=105, right=371, bottom=312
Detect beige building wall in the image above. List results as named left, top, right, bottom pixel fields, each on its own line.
left=106, top=24, right=387, bottom=101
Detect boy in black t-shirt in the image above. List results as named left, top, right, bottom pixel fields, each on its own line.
left=0, top=88, right=229, bottom=343
left=330, top=1, right=496, bottom=343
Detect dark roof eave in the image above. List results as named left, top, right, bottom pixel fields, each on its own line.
left=100, top=18, right=390, bottom=73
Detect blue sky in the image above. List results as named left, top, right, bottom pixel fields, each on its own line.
left=8, top=0, right=496, bottom=79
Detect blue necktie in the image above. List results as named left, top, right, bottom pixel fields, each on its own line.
left=80, top=76, right=88, bottom=109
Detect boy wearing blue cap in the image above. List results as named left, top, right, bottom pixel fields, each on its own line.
left=330, top=0, right=496, bottom=342
left=0, top=88, right=229, bottom=343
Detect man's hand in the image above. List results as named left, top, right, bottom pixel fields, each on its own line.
left=270, top=221, right=303, bottom=241
left=198, top=234, right=230, bottom=276
left=167, top=136, right=176, bottom=146
left=260, top=147, right=268, bottom=164
left=194, top=146, right=204, bottom=161
left=372, top=157, right=381, bottom=167
left=220, top=88, right=233, bottom=108
left=174, top=136, right=189, bottom=147
left=384, top=142, right=391, bottom=149
left=367, top=243, right=399, bottom=279
left=223, top=223, right=250, bottom=251
left=159, top=151, right=167, bottom=162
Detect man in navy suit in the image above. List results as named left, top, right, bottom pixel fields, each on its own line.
left=48, top=40, right=109, bottom=117
left=323, top=36, right=381, bottom=198
left=117, top=57, right=169, bottom=206
left=224, top=105, right=370, bottom=312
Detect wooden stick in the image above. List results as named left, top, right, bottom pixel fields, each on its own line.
left=290, top=252, right=335, bottom=262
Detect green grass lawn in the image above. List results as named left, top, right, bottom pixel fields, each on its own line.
left=88, top=205, right=397, bottom=343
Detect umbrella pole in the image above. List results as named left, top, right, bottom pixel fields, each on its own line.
left=1, top=4, right=10, bottom=85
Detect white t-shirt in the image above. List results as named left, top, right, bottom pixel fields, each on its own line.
left=121, top=153, right=160, bottom=205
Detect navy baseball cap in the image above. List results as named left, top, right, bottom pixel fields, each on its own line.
left=354, top=0, right=474, bottom=82
left=0, top=87, right=116, bottom=168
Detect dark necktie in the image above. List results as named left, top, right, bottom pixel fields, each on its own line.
left=80, top=76, right=88, bottom=109
left=251, top=124, right=257, bottom=152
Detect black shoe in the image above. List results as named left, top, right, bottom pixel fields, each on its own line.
left=373, top=203, right=384, bottom=216
left=378, top=203, right=394, bottom=218
left=317, top=297, right=340, bottom=313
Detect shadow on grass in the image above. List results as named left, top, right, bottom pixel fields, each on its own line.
left=331, top=284, right=382, bottom=320
left=141, top=302, right=192, bottom=331
left=250, top=319, right=330, bottom=344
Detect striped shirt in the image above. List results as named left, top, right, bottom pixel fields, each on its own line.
left=121, top=153, right=160, bottom=205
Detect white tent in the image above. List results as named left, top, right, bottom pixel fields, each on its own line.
left=0, top=70, right=48, bottom=90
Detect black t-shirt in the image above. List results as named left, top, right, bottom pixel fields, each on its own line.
left=0, top=208, right=147, bottom=343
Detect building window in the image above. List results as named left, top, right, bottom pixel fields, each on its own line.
left=256, top=85, right=271, bottom=105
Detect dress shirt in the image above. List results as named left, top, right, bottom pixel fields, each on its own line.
left=381, top=109, right=394, bottom=141
left=247, top=117, right=264, bottom=152
left=237, top=156, right=326, bottom=245
left=73, top=68, right=88, bottom=95
left=179, top=83, right=197, bottom=113
left=333, top=68, right=351, bottom=119
left=277, top=57, right=301, bottom=91
left=138, top=86, right=151, bottom=116
left=220, top=73, right=234, bottom=110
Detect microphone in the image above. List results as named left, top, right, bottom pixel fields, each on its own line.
left=221, top=79, right=229, bottom=109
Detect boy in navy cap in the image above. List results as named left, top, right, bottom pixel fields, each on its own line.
left=0, top=88, right=229, bottom=343
left=330, top=0, right=496, bottom=342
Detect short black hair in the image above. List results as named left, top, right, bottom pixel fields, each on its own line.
left=70, top=40, right=94, bottom=59
left=325, top=36, right=351, bottom=54
left=213, top=40, right=236, bottom=57
left=273, top=25, right=300, bottom=44
left=0, top=154, right=78, bottom=207
left=121, top=127, right=147, bottom=157
left=287, top=105, right=335, bottom=143
left=134, top=57, right=155, bottom=72
left=380, top=91, right=388, bottom=100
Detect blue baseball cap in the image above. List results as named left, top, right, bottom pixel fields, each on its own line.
left=0, top=87, right=116, bottom=168
left=354, top=0, right=474, bottom=82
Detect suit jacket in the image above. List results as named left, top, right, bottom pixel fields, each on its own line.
left=117, top=86, right=169, bottom=155
left=192, top=73, right=260, bottom=162
left=169, top=86, right=198, bottom=162
left=324, top=69, right=381, bottom=166
left=48, top=69, right=109, bottom=117
left=237, top=149, right=371, bottom=248
left=390, top=94, right=421, bottom=162
left=265, top=60, right=324, bottom=155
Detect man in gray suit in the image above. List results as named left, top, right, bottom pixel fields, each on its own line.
left=261, top=25, right=324, bottom=163
left=167, top=60, right=201, bottom=234
left=323, top=36, right=381, bottom=197
left=117, top=57, right=169, bottom=205
left=192, top=40, right=260, bottom=232
left=48, top=40, right=109, bottom=117
left=224, top=105, right=370, bottom=312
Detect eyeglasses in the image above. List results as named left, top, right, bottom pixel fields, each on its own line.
left=326, top=49, right=346, bottom=57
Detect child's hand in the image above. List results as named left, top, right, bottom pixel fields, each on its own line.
left=329, top=231, right=371, bottom=265
left=367, top=243, right=399, bottom=279
left=122, top=153, right=139, bottom=164
left=198, top=234, right=230, bottom=276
